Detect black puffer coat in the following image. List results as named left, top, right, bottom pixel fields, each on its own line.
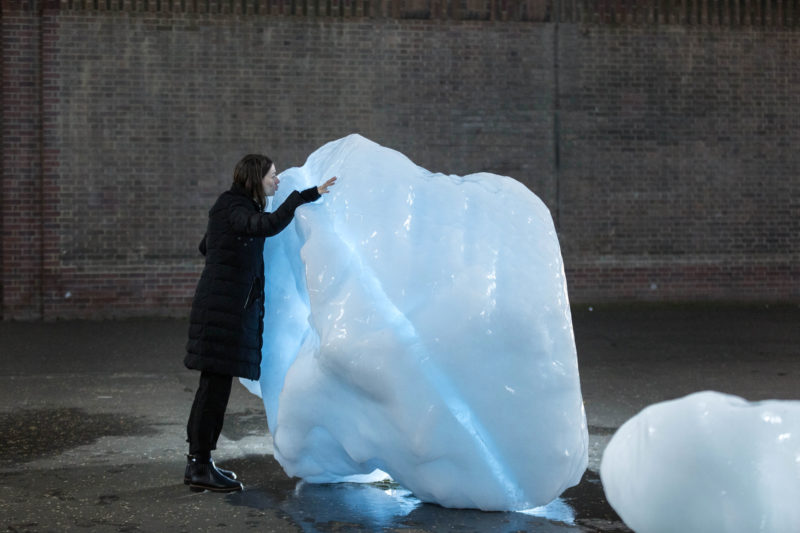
left=184, top=182, right=320, bottom=380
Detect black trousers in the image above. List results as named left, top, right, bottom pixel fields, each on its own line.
left=186, top=371, right=233, bottom=458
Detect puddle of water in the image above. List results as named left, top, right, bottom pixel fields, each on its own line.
left=0, top=408, right=156, bottom=467
left=520, top=497, right=577, bottom=523
left=221, top=455, right=629, bottom=532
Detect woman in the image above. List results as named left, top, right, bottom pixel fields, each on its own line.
left=183, top=154, right=336, bottom=492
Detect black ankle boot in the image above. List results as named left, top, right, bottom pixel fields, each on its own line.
left=184, top=455, right=237, bottom=485
left=186, top=458, right=243, bottom=492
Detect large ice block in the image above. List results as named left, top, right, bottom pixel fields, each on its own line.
left=601, top=391, right=800, bottom=533
left=246, top=134, right=587, bottom=511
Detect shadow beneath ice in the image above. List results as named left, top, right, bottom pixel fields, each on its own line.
left=222, top=455, right=630, bottom=532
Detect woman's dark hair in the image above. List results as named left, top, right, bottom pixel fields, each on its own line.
left=233, top=154, right=273, bottom=211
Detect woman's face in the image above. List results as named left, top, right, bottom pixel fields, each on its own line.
left=262, top=164, right=279, bottom=197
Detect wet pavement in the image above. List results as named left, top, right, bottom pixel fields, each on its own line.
left=1, top=304, right=798, bottom=532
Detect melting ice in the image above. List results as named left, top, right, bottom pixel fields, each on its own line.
left=241, top=134, right=588, bottom=511
left=601, top=391, right=800, bottom=533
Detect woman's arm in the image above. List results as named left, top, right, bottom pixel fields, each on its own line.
left=228, top=187, right=320, bottom=237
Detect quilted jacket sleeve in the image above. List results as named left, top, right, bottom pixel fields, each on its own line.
left=227, top=187, right=321, bottom=237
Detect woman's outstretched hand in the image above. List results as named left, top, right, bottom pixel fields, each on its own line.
left=317, top=176, right=337, bottom=195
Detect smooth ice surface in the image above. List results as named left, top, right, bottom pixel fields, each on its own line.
left=243, top=134, right=587, bottom=511
left=601, top=391, right=800, bottom=533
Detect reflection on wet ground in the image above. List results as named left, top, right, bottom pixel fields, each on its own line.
left=222, top=454, right=631, bottom=532
left=0, top=406, right=628, bottom=531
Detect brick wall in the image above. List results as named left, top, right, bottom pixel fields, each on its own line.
left=1, top=0, right=44, bottom=319
left=558, top=24, right=800, bottom=301
left=1, top=0, right=798, bottom=319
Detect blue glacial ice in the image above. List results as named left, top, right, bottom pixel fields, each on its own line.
left=241, top=134, right=588, bottom=511
left=601, top=391, right=800, bottom=533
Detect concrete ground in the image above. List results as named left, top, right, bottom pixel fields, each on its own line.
left=1, top=304, right=798, bottom=532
